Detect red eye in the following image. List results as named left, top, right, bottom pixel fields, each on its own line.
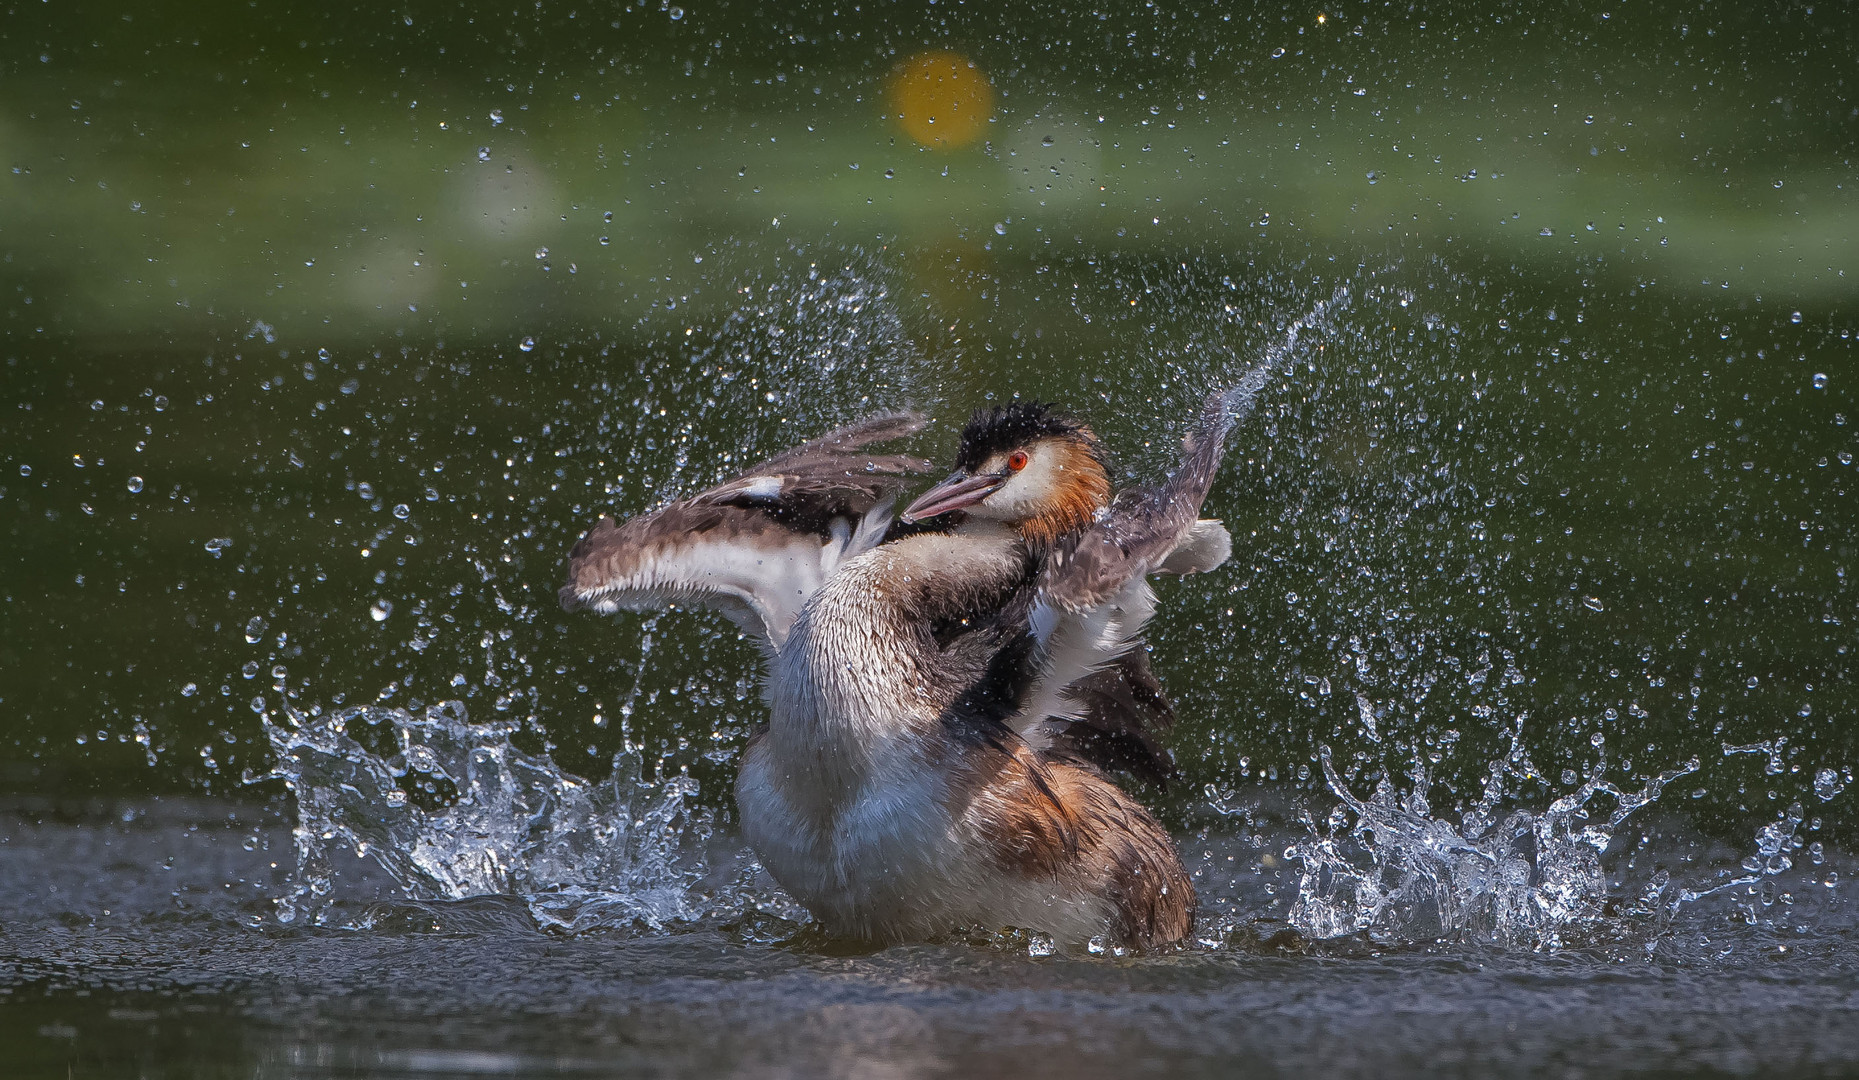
left=1006, top=450, right=1029, bottom=472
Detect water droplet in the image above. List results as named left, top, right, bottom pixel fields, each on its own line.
left=181, top=682, right=198, bottom=697
left=883, top=169, right=895, bottom=178
left=340, top=378, right=360, bottom=395
left=90, top=399, right=104, bottom=411
left=18, top=464, right=30, bottom=477
left=392, top=503, right=410, bottom=520
left=518, top=336, right=536, bottom=353
left=1591, top=732, right=1606, bottom=747
left=126, top=476, right=143, bottom=493
left=993, top=222, right=1007, bottom=235
left=244, top=616, right=267, bottom=644
left=152, top=395, right=169, bottom=411
left=1271, top=47, right=1286, bottom=58
left=599, top=236, right=610, bottom=245
left=603, top=210, right=613, bottom=222
left=1584, top=115, right=1595, bottom=124
left=668, top=5, right=684, bottom=18
left=534, top=247, right=549, bottom=261
left=1774, top=179, right=1784, bottom=189
left=489, top=109, right=504, bottom=126
left=1539, top=227, right=1555, bottom=237
left=1041, top=135, right=1055, bottom=146
left=1581, top=595, right=1604, bottom=612
left=1365, top=170, right=1379, bottom=184
left=1719, top=325, right=1732, bottom=339
left=477, top=146, right=491, bottom=162
left=204, top=537, right=232, bottom=558
left=357, top=482, right=375, bottom=500
left=242, top=660, right=260, bottom=679
left=1812, top=373, right=1828, bottom=389
left=371, top=598, right=393, bottom=622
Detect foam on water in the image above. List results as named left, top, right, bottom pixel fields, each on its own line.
left=254, top=701, right=764, bottom=932
left=1280, top=742, right=1700, bottom=949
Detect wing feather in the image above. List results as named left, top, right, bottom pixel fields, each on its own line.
left=560, top=412, right=932, bottom=650
left=1015, top=369, right=1275, bottom=777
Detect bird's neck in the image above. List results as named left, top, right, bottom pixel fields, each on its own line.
left=760, top=524, right=1030, bottom=814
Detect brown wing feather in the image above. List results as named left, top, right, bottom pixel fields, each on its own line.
left=560, top=412, right=933, bottom=648
left=933, top=634, right=1194, bottom=948
left=1022, top=372, right=1268, bottom=782
left=957, top=739, right=1195, bottom=948
left=1039, top=368, right=1267, bottom=611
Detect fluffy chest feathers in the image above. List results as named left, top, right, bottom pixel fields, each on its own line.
left=738, top=528, right=1029, bottom=908
left=758, top=526, right=1027, bottom=804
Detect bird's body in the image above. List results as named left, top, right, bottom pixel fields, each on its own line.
left=563, top=391, right=1251, bottom=949
left=739, top=521, right=1192, bottom=945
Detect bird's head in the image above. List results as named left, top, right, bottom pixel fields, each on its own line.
left=901, top=402, right=1112, bottom=546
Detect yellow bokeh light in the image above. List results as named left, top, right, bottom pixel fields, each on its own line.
left=888, top=50, right=993, bottom=149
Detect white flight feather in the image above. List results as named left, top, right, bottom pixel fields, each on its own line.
left=578, top=499, right=898, bottom=652
left=1012, top=516, right=1228, bottom=749
left=1014, top=577, right=1157, bottom=748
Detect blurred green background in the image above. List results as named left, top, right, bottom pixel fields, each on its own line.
left=1, top=1, right=1853, bottom=840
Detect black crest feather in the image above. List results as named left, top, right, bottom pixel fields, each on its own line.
left=954, top=402, right=1101, bottom=472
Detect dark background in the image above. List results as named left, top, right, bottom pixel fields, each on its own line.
left=1, top=0, right=1854, bottom=842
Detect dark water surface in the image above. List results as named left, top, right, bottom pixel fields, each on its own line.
left=3, top=1, right=1858, bottom=1076
left=5, top=797, right=1858, bottom=1080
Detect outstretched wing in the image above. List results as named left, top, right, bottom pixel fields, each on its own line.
left=1016, top=372, right=1278, bottom=781
left=560, top=413, right=933, bottom=651
left=1039, top=367, right=1261, bottom=613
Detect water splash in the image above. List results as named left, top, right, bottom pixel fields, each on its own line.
left=1284, top=743, right=1700, bottom=949
left=254, top=701, right=743, bottom=932
left=1673, top=801, right=1808, bottom=909
left=1203, top=281, right=1352, bottom=436
left=608, top=245, right=943, bottom=522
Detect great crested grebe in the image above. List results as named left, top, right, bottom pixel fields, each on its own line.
left=561, top=383, right=1249, bottom=949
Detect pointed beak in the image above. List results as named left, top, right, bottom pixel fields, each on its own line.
left=901, top=470, right=1007, bottom=523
